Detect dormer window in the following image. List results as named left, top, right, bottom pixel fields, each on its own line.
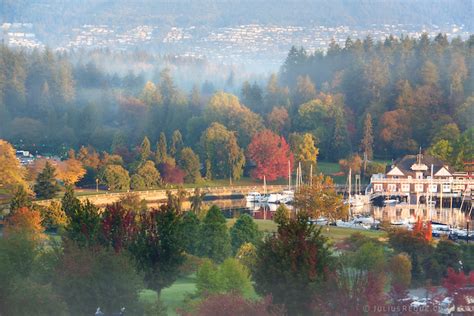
left=416, top=172, right=423, bottom=179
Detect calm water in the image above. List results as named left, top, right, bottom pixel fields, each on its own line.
left=192, top=198, right=471, bottom=228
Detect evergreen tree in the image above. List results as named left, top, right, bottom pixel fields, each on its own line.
left=230, top=214, right=262, bottom=254
left=170, top=130, right=184, bottom=158
left=9, top=185, right=32, bottom=212
left=61, top=184, right=81, bottom=218
left=139, top=136, right=152, bottom=163
left=253, top=212, right=332, bottom=315
left=33, top=162, right=60, bottom=199
left=360, top=113, right=374, bottom=160
left=179, top=211, right=201, bottom=255
left=198, top=205, right=232, bottom=262
left=155, top=132, right=168, bottom=165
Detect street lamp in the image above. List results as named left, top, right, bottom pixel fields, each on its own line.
left=467, top=219, right=470, bottom=244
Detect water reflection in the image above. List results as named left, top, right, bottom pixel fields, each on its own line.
left=193, top=198, right=470, bottom=228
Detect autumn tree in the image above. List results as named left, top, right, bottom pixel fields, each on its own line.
left=3, top=207, right=45, bottom=241
left=0, top=139, right=28, bottom=194
left=140, top=81, right=162, bottom=106
left=56, top=157, right=86, bottom=185
left=247, top=129, right=293, bottom=181
left=289, top=132, right=318, bottom=180
left=100, top=202, right=137, bottom=252
left=34, top=161, right=60, bottom=199
left=266, top=106, right=290, bottom=135
left=339, top=154, right=363, bottom=175
left=294, top=174, right=348, bottom=221
left=204, top=92, right=263, bottom=147
left=183, top=293, right=284, bottom=316
left=200, top=122, right=245, bottom=180
left=293, top=75, right=316, bottom=106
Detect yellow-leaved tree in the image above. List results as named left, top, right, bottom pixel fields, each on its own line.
left=0, top=139, right=29, bottom=194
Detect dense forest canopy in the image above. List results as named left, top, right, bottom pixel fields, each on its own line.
left=0, top=33, right=473, bottom=177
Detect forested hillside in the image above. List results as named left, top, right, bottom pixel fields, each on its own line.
left=0, top=33, right=473, bottom=177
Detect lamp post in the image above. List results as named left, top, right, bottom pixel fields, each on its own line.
left=467, top=219, right=470, bottom=244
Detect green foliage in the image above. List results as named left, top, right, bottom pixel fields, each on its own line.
left=235, top=242, right=258, bottom=271
left=129, top=205, right=185, bottom=294
left=66, top=200, right=101, bottom=247
left=33, top=161, right=60, bottom=199
left=200, top=122, right=246, bottom=180
left=39, top=201, right=68, bottom=230
left=389, top=253, right=412, bottom=290
left=197, top=205, right=232, bottom=262
left=230, top=214, right=262, bottom=254
left=137, top=160, right=161, bottom=188
left=178, top=147, right=202, bottom=183
left=273, top=204, right=290, bottom=226
left=54, top=242, right=143, bottom=315
left=131, top=174, right=147, bottom=190
left=196, top=258, right=252, bottom=297
left=101, top=164, right=130, bottom=190
left=9, top=184, right=32, bottom=212
left=253, top=212, right=332, bottom=315
left=0, top=222, right=68, bottom=315
left=434, top=240, right=462, bottom=274
left=180, top=211, right=201, bottom=255
left=139, top=136, right=152, bottom=162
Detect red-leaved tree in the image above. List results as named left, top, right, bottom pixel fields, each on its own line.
left=179, top=294, right=285, bottom=316
left=443, top=268, right=474, bottom=311
left=101, top=202, right=137, bottom=252
left=247, top=129, right=293, bottom=181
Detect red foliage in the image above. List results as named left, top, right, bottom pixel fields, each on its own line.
left=443, top=268, right=474, bottom=308
left=101, top=203, right=137, bottom=252
left=159, top=163, right=185, bottom=184
left=314, top=269, right=387, bottom=315
left=179, top=294, right=285, bottom=316
left=247, top=129, right=294, bottom=181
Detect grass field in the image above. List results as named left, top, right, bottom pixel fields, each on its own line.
left=228, top=218, right=386, bottom=241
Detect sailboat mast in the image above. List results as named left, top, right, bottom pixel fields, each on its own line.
left=349, top=168, right=352, bottom=218
left=288, top=160, right=291, bottom=190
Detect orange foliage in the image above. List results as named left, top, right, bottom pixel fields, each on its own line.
left=28, top=158, right=86, bottom=184
left=4, top=207, right=45, bottom=240
left=412, top=216, right=432, bottom=242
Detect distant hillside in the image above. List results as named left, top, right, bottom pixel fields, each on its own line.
left=2, top=0, right=472, bottom=29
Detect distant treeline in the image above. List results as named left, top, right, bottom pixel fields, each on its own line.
left=0, top=34, right=473, bottom=169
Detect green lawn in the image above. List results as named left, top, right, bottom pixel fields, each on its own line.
left=228, top=219, right=386, bottom=241
left=140, top=274, right=197, bottom=316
